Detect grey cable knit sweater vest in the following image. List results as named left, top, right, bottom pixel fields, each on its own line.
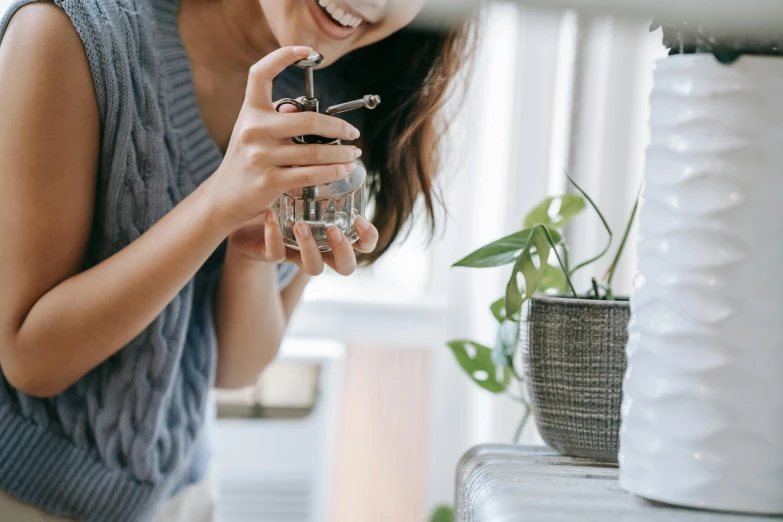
left=0, top=0, right=309, bottom=520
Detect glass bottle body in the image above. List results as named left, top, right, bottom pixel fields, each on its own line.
left=275, top=159, right=367, bottom=252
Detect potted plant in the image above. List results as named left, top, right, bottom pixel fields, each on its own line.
left=619, top=21, right=783, bottom=515
left=447, top=175, right=639, bottom=460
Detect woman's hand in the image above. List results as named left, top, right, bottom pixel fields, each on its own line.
left=228, top=210, right=379, bottom=276
left=206, top=46, right=363, bottom=229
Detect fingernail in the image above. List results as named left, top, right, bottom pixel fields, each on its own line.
left=352, top=148, right=362, bottom=159
left=345, top=162, right=357, bottom=174
left=328, top=226, right=343, bottom=243
left=293, top=46, right=312, bottom=54
left=295, top=222, right=309, bottom=238
left=266, top=211, right=277, bottom=224
left=348, top=127, right=360, bottom=140
left=355, top=216, right=370, bottom=231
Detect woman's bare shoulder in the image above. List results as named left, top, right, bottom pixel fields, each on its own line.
left=0, top=1, right=98, bottom=123
left=2, top=2, right=80, bottom=47
left=0, top=3, right=95, bottom=86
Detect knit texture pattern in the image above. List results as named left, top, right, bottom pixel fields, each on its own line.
left=0, top=0, right=299, bottom=520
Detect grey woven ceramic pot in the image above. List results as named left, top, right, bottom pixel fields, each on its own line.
left=519, top=296, right=629, bottom=461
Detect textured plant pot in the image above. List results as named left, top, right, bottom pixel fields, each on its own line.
left=620, top=54, right=783, bottom=515
left=520, top=296, right=629, bottom=461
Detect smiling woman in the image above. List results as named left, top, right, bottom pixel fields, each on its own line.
left=0, top=0, right=476, bottom=520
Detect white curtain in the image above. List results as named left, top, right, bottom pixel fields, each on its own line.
left=426, top=1, right=667, bottom=508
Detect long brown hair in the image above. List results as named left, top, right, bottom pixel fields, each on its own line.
left=334, top=13, right=479, bottom=264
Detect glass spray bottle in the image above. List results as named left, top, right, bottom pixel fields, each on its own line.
left=273, top=51, right=380, bottom=252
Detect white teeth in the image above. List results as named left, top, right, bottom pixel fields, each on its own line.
left=318, top=0, right=363, bottom=28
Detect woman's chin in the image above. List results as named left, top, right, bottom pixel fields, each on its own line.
left=278, top=38, right=347, bottom=66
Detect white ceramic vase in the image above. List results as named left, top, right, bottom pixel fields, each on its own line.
left=619, top=54, right=783, bottom=515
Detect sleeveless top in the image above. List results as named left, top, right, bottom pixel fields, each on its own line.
left=0, top=0, right=358, bottom=520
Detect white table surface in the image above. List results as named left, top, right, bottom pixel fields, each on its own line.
left=455, top=445, right=783, bottom=522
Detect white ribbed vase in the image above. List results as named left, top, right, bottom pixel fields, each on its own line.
left=619, top=54, right=783, bottom=515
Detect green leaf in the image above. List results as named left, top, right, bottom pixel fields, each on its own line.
left=447, top=340, right=512, bottom=394
left=490, top=298, right=506, bottom=323
left=430, top=506, right=454, bottom=522
left=454, top=230, right=532, bottom=268
left=540, top=264, right=567, bottom=293
left=492, top=320, right=519, bottom=369
left=505, top=226, right=550, bottom=318
left=523, top=227, right=551, bottom=300
left=523, top=195, right=586, bottom=230
left=454, top=229, right=563, bottom=269
left=504, top=236, right=534, bottom=318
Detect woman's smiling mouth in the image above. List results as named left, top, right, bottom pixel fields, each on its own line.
left=307, top=0, right=367, bottom=40
left=318, top=0, right=364, bottom=28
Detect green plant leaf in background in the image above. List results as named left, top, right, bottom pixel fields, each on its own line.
left=504, top=230, right=535, bottom=317
left=539, top=264, right=567, bottom=294
left=505, top=226, right=551, bottom=318
left=490, top=297, right=506, bottom=323
left=524, top=227, right=552, bottom=299
left=454, top=229, right=533, bottom=268
left=429, top=505, right=454, bottom=522
left=492, top=319, right=519, bottom=369
left=453, top=226, right=563, bottom=269
left=447, top=340, right=512, bottom=394
left=523, top=194, right=586, bottom=230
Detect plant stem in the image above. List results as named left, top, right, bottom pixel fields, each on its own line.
left=564, top=171, right=613, bottom=277
left=592, top=277, right=601, bottom=300
left=562, top=244, right=571, bottom=276
left=540, top=226, right=578, bottom=298
left=604, top=182, right=642, bottom=289
left=513, top=404, right=531, bottom=444
left=508, top=393, right=527, bottom=404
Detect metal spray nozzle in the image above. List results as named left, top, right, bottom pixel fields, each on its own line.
left=275, top=51, right=382, bottom=122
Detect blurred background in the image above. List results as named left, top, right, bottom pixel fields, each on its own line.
left=0, top=0, right=666, bottom=520
left=225, top=4, right=666, bottom=519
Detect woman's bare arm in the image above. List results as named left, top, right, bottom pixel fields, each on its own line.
left=281, top=270, right=310, bottom=321
left=0, top=4, right=235, bottom=398
left=213, top=252, right=310, bottom=390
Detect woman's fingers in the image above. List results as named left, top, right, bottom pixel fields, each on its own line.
left=294, top=222, right=325, bottom=275
left=276, top=162, right=356, bottom=192
left=352, top=216, right=379, bottom=254
left=270, top=111, right=360, bottom=142
left=246, top=47, right=312, bottom=109
left=325, top=227, right=357, bottom=276
left=263, top=211, right=287, bottom=263
left=275, top=144, right=361, bottom=167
